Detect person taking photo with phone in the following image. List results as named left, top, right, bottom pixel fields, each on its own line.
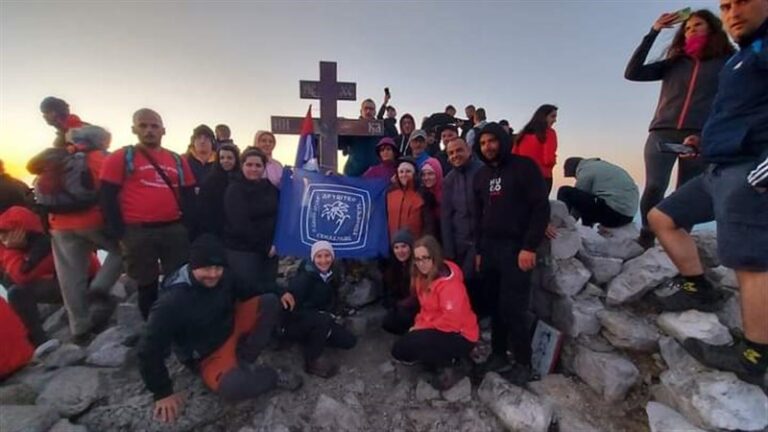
left=625, top=8, right=735, bottom=248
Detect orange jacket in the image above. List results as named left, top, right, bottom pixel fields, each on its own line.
left=513, top=128, right=558, bottom=179
left=48, top=148, right=107, bottom=231
left=413, top=260, right=479, bottom=342
left=387, top=183, right=428, bottom=240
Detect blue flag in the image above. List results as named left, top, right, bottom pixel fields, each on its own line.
left=274, top=168, right=390, bottom=259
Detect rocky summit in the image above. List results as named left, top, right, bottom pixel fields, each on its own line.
left=2, top=206, right=765, bottom=432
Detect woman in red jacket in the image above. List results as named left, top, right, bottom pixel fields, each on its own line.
left=513, top=104, right=558, bottom=194
left=391, top=235, right=478, bottom=390
left=386, top=158, right=433, bottom=240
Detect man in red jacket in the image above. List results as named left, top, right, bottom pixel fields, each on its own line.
left=40, top=96, right=87, bottom=149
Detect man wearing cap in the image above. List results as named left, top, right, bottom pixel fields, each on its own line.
left=409, top=129, right=444, bottom=177
left=363, top=137, right=400, bottom=181
left=39, top=96, right=88, bottom=149
left=557, top=157, right=639, bottom=228
left=138, top=234, right=301, bottom=424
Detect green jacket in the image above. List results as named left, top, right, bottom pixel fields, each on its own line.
left=575, top=159, right=639, bottom=217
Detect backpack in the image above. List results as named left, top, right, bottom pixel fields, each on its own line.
left=27, top=147, right=99, bottom=213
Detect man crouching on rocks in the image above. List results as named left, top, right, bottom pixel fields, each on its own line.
left=138, top=234, right=302, bottom=424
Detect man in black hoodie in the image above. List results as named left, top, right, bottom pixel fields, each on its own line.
left=473, top=122, right=550, bottom=379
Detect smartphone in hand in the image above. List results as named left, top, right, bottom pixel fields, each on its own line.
left=657, top=142, right=695, bottom=155
left=384, top=87, right=391, bottom=98
left=675, top=7, right=692, bottom=22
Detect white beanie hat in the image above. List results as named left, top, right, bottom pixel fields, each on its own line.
left=310, top=240, right=335, bottom=262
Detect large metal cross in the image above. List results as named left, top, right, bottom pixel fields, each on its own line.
left=271, top=61, right=384, bottom=173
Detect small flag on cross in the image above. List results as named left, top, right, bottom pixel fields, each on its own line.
left=295, top=105, right=319, bottom=172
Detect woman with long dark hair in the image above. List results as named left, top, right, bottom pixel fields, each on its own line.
left=391, top=235, right=478, bottom=390
left=197, top=143, right=240, bottom=238
left=513, top=104, right=559, bottom=194
left=625, top=9, right=734, bottom=247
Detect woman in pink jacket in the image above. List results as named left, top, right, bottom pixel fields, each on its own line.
left=391, top=235, right=478, bottom=390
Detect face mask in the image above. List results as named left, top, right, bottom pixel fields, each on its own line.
left=684, top=34, right=709, bottom=58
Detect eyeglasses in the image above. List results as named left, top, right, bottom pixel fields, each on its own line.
left=414, top=256, right=432, bottom=263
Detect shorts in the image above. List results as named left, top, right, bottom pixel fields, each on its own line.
left=656, top=161, right=768, bottom=271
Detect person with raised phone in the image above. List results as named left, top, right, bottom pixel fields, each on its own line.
left=625, top=7, right=735, bottom=248
left=648, top=0, right=768, bottom=384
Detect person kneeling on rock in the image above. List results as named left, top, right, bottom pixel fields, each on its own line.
left=137, top=234, right=302, bottom=424
left=391, top=235, right=479, bottom=390
left=279, top=241, right=357, bottom=378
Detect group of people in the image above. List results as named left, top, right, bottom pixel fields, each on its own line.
left=1, top=0, right=767, bottom=423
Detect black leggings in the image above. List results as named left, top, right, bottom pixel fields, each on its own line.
left=391, top=329, right=474, bottom=368
left=7, top=280, right=62, bottom=346
left=382, top=303, right=418, bottom=335
left=282, top=310, right=357, bottom=361
left=557, top=186, right=634, bottom=228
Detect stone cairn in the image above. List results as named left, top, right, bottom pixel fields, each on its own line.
left=2, top=202, right=767, bottom=432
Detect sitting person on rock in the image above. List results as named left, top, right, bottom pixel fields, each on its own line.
left=279, top=241, right=357, bottom=378
left=0, top=296, right=34, bottom=378
left=0, top=206, right=100, bottom=350
left=557, top=157, right=639, bottom=229
left=391, top=235, right=479, bottom=390
left=381, top=229, right=419, bottom=335
left=138, top=234, right=301, bottom=424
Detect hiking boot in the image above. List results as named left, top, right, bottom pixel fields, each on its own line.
left=655, top=276, right=727, bottom=312
left=305, top=356, right=339, bottom=379
left=683, top=338, right=768, bottom=386
left=275, top=368, right=303, bottom=391
left=480, top=353, right=513, bottom=374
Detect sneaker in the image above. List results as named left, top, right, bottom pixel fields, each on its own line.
left=305, top=356, right=339, bottom=379
left=683, top=338, right=768, bottom=386
left=655, top=277, right=727, bottom=312
left=275, top=368, right=303, bottom=391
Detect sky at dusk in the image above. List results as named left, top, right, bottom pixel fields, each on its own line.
left=2, top=0, right=716, bottom=193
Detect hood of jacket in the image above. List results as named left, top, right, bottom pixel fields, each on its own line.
left=0, top=206, right=44, bottom=234
left=474, top=122, right=511, bottom=166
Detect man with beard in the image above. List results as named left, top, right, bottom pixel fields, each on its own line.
left=473, top=122, right=550, bottom=381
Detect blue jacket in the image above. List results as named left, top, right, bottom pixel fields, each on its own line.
left=701, top=20, right=768, bottom=163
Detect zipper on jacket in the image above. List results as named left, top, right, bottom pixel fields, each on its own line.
left=677, top=59, right=701, bottom=130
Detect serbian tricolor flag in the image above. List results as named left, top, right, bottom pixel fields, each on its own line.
left=295, top=105, right=319, bottom=171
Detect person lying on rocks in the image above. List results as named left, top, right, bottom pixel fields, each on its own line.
left=391, top=235, right=479, bottom=391
left=381, top=229, right=419, bottom=335
left=137, top=234, right=302, bottom=424
left=279, top=241, right=357, bottom=378
left=0, top=205, right=100, bottom=351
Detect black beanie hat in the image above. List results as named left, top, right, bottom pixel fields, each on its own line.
left=189, top=234, right=227, bottom=269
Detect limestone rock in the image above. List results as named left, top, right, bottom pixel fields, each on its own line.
left=657, top=310, right=733, bottom=345
left=442, top=376, right=472, bottom=403
left=110, top=275, right=137, bottom=300
left=36, top=366, right=102, bottom=416
left=606, top=247, right=678, bottom=305
left=478, top=372, right=553, bottom=432
left=0, top=404, right=60, bottom=432
left=86, top=342, right=130, bottom=367
left=658, top=336, right=707, bottom=375
left=0, top=383, right=37, bottom=405
left=116, top=303, right=144, bottom=333
left=528, top=374, right=603, bottom=432
left=45, top=343, right=86, bottom=369
left=549, top=200, right=577, bottom=229
left=598, top=223, right=641, bottom=242
left=692, top=231, right=719, bottom=268
left=86, top=326, right=134, bottom=355
left=415, top=379, right=440, bottom=402
left=343, top=278, right=379, bottom=308
left=573, top=346, right=639, bottom=402
left=458, top=407, right=494, bottom=432
left=312, top=394, right=367, bottom=432
left=578, top=225, right=644, bottom=260
left=659, top=369, right=768, bottom=431
left=706, top=265, right=739, bottom=288
left=645, top=401, right=704, bottom=432
left=543, top=257, right=591, bottom=297
left=343, top=305, right=387, bottom=336
left=597, top=309, right=660, bottom=352
left=49, top=419, right=89, bottom=432
left=578, top=251, right=623, bottom=285
left=42, top=307, right=68, bottom=334
left=548, top=203, right=581, bottom=260
left=552, top=295, right=604, bottom=337
left=716, top=292, right=743, bottom=331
